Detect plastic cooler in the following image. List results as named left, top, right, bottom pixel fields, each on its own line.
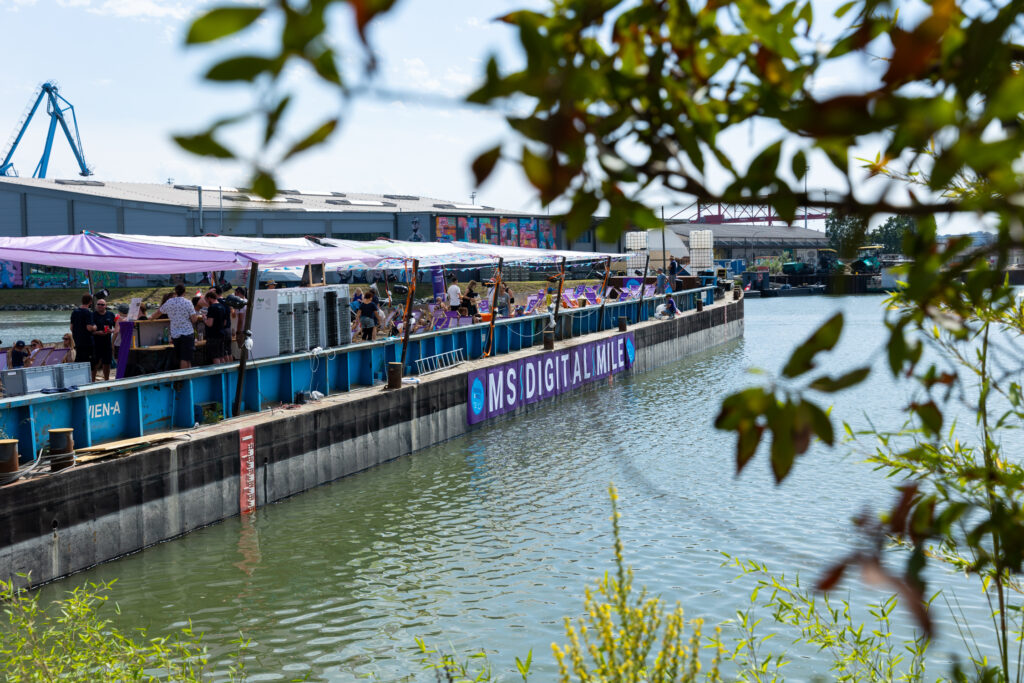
left=56, top=362, right=92, bottom=389
left=2, top=366, right=58, bottom=396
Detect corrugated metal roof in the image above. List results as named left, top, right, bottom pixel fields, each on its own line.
left=0, top=178, right=529, bottom=216
left=667, top=222, right=827, bottom=245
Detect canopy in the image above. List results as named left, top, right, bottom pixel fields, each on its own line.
left=0, top=234, right=247, bottom=274
left=319, top=238, right=621, bottom=268
left=0, top=233, right=626, bottom=275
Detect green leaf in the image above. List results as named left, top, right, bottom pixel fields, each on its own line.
left=264, top=96, right=290, bottom=145
left=769, top=403, right=796, bottom=483
left=173, top=133, right=234, bottom=159
left=781, top=313, right=844, bottom=378
left=186, top=6, right=264, bottom=44
left=282, top=119, right=338, bottom=161
left=791, top=149, right=807, bottom=180
left=522, top=146, right=551, bottom=193
left=471, top=145, right=501, bottom=187
left=736, top=422, right=764, bottom=473
left=802, top=399, right=834, bottom=446
left=205, top=55, right=274, bottom=82
left=911, top=401, right=943, bottom=436
left=808, top=366, right=871, bottom=393
left=251, top=170, right=276, bottom=199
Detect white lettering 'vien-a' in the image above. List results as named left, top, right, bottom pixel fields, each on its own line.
left=89, top=401, right=121, bottom=419
left=488, top=370, right=505, bottom=413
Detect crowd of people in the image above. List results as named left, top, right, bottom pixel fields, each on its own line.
left=6, top=269, right=686, bottom=384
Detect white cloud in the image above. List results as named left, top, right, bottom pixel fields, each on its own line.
left=89, top=0, right=193, bottom=20
left=1, top=0, right=39, bottom=10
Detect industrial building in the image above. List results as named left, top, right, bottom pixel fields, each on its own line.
left=668, top=221, right=828, bottom=261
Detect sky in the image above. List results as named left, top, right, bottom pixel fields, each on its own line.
left=0, top=0, right=988, bottom=233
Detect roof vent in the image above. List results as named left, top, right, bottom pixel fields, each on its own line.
left=55, top=179, right=104, bottom=187
left=326, top=199, right=396, bottom=207
left=383, top=194, right=419, bottom=201
left=330, top=192, right=347, bottom=197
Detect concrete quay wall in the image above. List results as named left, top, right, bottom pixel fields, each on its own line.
left=0, top=298, right=743, bottom=587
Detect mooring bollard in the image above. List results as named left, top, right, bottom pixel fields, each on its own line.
left=0, top=439, right=18, bottom=474
left=49, top=428, right=75, bottom=472
left=696, top=298, right=704, bottom=312
left=543, top=330, right=555, bottom=350
left=618, top=316, right=628, bottom=332
left=733, top=286, right=741, bottom=300
left=386, top=362, right=403, bottom=390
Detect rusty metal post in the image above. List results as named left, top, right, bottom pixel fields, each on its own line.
left=49, top=428, right=75, bottom=472
left=399, top=259, right=419, bottom=371
left=232, top=262, right=259, bottom=417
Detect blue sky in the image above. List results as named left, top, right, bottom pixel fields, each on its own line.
left=0, top=0, right=547, bottom=209
left=0, top=0, right=984, bottom=233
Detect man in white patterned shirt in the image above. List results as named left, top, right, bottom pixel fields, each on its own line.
left=158, top=284, right=200, bottom=369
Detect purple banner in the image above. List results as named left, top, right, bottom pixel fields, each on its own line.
left=115, top=320, right=134, bottom=380
left=430, top=266, right=446, bottom=300
left=467, top=331, right=635, bottom=424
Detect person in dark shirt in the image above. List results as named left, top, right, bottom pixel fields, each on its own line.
left=10, top=341, right=29, bottom=368
left=358, top=292, right=380, bottom=341
left=69, top=294, right=94, bottom=367
left=461, top=281, right=480, bottom=316
left=89, top=299, right=116, bottom=381
left=203, top=291, right=232, bottom=364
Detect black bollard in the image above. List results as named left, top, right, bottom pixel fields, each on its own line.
left=386, top=362, right=403, bottom=390
left=49, top=428, right=75, bottom=472
left=0, top=439, right=18, bottom=474
left=618, top=316, right=628, bottom=332
left=696, top=298, right=704, bottom=312
left=543, top=330, right=555, bottom=350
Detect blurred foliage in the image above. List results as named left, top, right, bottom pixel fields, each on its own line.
left=870, top=215, right=917, bottom=256
left=826, top=211, right=870, bottom=257
left=180, top=1, right=1024, bottom=678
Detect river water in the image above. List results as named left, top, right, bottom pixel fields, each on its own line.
left=35, top=295, right=1022, bottom=680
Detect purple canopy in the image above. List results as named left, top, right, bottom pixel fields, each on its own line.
left=0, top=234, right=248, bottom=274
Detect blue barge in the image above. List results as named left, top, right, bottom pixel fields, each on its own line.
left=2, top=288, right=715, bottom=461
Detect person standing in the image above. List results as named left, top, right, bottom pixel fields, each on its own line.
left=668, top=258, right=678, bottom=292
left=203, top=291, right=232, bottom=364
left=446, top=275, right=461, bottom=308
left=655, top=268, right=667, bottom=294
left=89, top=299, right=116, bottom=381
left=70, top=294, right=94, bottom=369
left=159, top=284, right=199, bottom=369
left=358, top=291, right=381, bottom=342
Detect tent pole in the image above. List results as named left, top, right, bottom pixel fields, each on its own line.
left=399, top=259, right=419, bottom=372
left=86, top=270, right=95, bottom=310
left=552, top=256, right=567, bottom=339
left=232, top=262, right=259, bottom=417
left=636, top=254, right=651, bottom=323
left=598, top=256, right=611, bottom=330
left=485, top=257, right=503, bottom=357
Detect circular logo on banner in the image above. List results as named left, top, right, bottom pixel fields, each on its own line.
left=625, top=338, right=636, bottom=365
left=470, top=377, right=485, bottom=415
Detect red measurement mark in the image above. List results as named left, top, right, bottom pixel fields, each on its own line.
left=238, top=426, right=256, bottom=514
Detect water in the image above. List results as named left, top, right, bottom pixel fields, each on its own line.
left=0, top=310, right=71, bottom=345
left=34, top=295, right=1022, bottom=680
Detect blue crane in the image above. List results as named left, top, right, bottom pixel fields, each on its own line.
left=0, top=81, right=91, bottom=178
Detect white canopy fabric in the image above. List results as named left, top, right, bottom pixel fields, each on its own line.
left=0, top=233, right=625, bottom=275
left=0, top=234, right=248, bottom=274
